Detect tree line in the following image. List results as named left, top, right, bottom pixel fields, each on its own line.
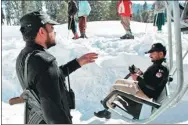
left=2, top=1, right=156, bottom=26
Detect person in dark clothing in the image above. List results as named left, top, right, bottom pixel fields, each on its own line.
left=153, top=1, right=166, bottom=32
left=94, top=43, right=169, bottom=119
left=68, top=0, right=79, bottom=39
left=16, top=11, right=98, bottom=124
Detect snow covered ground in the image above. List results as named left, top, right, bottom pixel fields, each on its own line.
left=2, top=21, right=188, bottom=124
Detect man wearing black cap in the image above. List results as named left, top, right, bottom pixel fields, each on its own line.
left=94, top=43, right=169, bottom=119
left=16, top=11, right=98, bottom=124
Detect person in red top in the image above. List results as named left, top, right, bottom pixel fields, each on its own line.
left=117, top=0, right=134, bottom=39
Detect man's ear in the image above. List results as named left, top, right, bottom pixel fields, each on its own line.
left=38, top=27, right=45, bottom=37
left=159, top=52, right=164, bottom=58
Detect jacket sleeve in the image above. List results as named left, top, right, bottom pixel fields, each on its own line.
left=136, top=66, right=157, bottom=98
left=59, top=59, right=81, bottom=77
left=30, top=56, right=72, bottom=124
left=136, top=75, right=156, bottom=97
left=136, top=64, right=169, bottom=99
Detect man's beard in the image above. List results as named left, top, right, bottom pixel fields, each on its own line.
left=46, top=41, right=56, bottom=49
left=45, top=35, right=56, bottom=49
left=150, top=57, right=154, bottom=62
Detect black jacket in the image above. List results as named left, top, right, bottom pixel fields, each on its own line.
left=16, top=42, right=81, bottom=124
left=68, top=0, right=78, bottom=16
left=137, top=58, right=169, bottom=100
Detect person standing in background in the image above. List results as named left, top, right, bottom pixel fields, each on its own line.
left=77, top=0, right=91, bottom=38
left=117, top=0, right=134, bottom=39
left=68, top=0, right=79, bottom=39
left=153, top=0, right=166, bottom=32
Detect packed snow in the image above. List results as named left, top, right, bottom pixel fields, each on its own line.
left=2, top=21, right=188, bottom=124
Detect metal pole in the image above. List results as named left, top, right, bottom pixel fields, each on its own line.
left=173, top=1, right=184, bottom=95
left=167, top=2, right=173, bottom=71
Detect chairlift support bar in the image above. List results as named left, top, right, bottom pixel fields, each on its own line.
left=165, top=1, right=188, bottom=28
left=180, top=2, right=188, bottom=21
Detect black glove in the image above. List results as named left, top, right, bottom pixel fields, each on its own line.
left=128, top=65, right=140, bottom=74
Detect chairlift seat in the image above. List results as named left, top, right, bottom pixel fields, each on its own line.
left=101, top=77, right=173, bottom=120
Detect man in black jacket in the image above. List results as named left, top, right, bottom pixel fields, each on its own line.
left=94, top=43, right=169, bottom=119
left=16, top=11, right=98, bottom=124
left=68, top=0, right=79, bottom=39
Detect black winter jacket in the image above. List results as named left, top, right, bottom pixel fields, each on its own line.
left=68, top=0, right=78, bottom=16
left=16, top=42, right=81, bottom=124
left=137, top=58, right=169, bottom=100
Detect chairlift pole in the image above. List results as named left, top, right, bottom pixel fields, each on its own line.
left=173, top=0, right=184, bottom=95
left=167, top=2, right=173, bottom=71
left=169, top=1, right=186, bottom=106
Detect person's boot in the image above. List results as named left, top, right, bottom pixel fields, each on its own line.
left=120, top=34, right=134, bottom=39
left=94, top=109, right=111, bottom=119
left=79, top=33, right=88, bottom=38
left=72, top=33, right=79, bottom=39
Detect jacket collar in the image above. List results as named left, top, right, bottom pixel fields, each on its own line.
left=153, top=58, right=166, bottom=64
left=26, top=41, right=45, bottom=51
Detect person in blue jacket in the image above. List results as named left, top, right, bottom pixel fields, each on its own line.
left=77, top=0, right=91, bottom=38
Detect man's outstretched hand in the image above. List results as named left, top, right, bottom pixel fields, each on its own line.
left=77, top=53, right=98, bottom=66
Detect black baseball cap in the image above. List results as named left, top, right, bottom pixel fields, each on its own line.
left=145, top=43, right=166, bottom=54
left=20, top=11, right=60, bottom=29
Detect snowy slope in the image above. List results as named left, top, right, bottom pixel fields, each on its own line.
left=2, top=21, right=188, bottom=124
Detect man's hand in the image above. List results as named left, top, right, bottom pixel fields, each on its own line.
left=131, top=70, right=142, bottom=81
left=131, top=73, right=138, bottom=81
left=77, top=53, right=98, bottom=66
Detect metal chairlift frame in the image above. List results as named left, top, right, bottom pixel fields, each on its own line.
left=138, top=1, right=188, bottom=123
left=137, top=1, right=188, bottom=123
left=102, top=1, right=188, bottom=123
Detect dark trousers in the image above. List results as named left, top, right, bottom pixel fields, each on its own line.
left=68, top=16, right=77, bottom=34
